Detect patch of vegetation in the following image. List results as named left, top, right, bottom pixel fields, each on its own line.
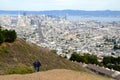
left=50, top=49, right=57, bottom=54
left=70, top=52, right=120, bottom=72
left=6, top=64, right=33, bottom=74
left=0, top=46, right=9, bottom=57
left=0, top=39, right=87, bottom=74
left=102, top=56, right=120, bottom=71
left=70, top=53, right=99, bottom=65
left=0, top=26, right=17, bottom=44
left=0, top=46, right=9, bottom=53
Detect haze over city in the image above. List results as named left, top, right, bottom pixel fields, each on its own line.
left=0, top=0, right=120, bottom=11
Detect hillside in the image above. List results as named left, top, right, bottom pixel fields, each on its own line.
left=0, top=69, right=114, bottom=80
left=0, top=38, right=114, bottom=80
left=0, top=38, right=85, bottom=74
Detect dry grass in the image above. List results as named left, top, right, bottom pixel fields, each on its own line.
left=0, top=39, right=114, bottom=79
left=0, top=38, right=85, bottom=74
left=0, top=69, right=114, bottom=80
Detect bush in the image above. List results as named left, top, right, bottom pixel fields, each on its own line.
left=0, top=32, right=4, bottom=44
left=102, top=56, right=120, bottom=71
left=0, top=26, right=17, bottom=43
left=3, top=29, right=17, bottom=42
left=70, top=53, right=99, bottom=65
left=51, top=50, right=57, bottom=54
left=6, top=65, right=33, bottom=74
left=70, top=53, right=81, bottom=62
left=0, top=46, right=9, bottom=55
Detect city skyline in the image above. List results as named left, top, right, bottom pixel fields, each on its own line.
left=0, top=0, right=120, bottom=11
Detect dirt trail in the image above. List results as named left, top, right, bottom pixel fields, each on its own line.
left=0, top=69, right=113, bottom=80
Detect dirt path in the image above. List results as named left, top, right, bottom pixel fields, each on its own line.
left=0, top=69, right=113, bottom=80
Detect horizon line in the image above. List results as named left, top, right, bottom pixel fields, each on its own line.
left=0, top=9, right=120, bottom=12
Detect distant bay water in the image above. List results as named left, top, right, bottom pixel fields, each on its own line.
left=0, top=13, right=120, bottom=22
left=67, top=16, right=120, bottom=22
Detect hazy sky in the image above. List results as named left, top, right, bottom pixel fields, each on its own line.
left=0, top=0, right=120, bottom=11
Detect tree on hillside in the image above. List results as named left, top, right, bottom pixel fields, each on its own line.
left=83, top=54, right=99, bottom=64
left=3, top=29, right=17, bottom=42
left=102, top=56, right=120, bottom=71
left=70, top=52, right=81, bottom=62
left=0, top=31, right=4, bottom=44
left=0, top=26, right=2, bottom=30
left=9, top=30, right=17, bottom=42
left=102, top=56, right=111, bottom=66
left=0, top=25, right=17, bottom=43
left=70, top=53, right=99, bottom=65
left=0, top=26, right=4, bottom=44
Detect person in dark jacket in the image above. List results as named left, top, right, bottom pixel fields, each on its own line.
left=33, top=60, right=41, bottom=72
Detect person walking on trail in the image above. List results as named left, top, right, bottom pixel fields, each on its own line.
left=33, top=60, right=41, bottom=72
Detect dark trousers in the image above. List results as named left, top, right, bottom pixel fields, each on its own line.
left=34, top=67, right=39, bottom=72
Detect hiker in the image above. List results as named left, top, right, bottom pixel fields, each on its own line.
left=33, top=60, right=41, bottom=72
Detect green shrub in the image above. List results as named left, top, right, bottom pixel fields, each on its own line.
left=0, top=31, right=4, bottom=44
left=70, top=53, right=99, bottom=65
left=3, top=29, right=17, bottom=42
left=0, top=26, right=17, bottom=44
left=0, top=46, right=9, bottom=53
left=51, top=50, right=57, bottom=54
left=6, top=65, right=33, bottom=74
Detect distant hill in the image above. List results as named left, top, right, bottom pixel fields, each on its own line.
left=0, top=38, right=85, bottom=74
left=0, top=10, right=120, bottom=16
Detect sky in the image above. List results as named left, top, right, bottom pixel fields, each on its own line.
left=0, top=0, right=120, bottom=11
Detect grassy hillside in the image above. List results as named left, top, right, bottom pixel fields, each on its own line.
left=0, top=38, right=85, bottom=74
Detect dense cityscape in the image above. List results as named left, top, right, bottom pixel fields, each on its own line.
left=0, top=0, right=120, bottom=79
left=0, top=14, right=120, bottom=59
